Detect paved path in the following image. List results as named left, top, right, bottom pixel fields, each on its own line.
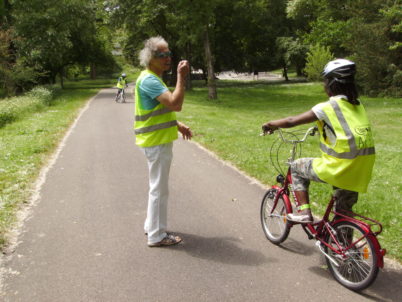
left=1, top=87, right=401, bottom=301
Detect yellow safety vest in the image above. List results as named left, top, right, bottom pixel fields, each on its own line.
left=313, top=96, right=375, bottom=193
left=117, top=77, right=127, bottom=89
left=134, top=70, right=178, bottom=147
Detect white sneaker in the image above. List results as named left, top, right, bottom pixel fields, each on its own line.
left=287, top=213, right=313, bottom=223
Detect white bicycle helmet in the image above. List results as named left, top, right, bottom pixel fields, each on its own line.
left=322, top=59, right=356, bottom=85
left=122, top=73, right=127, bottom=78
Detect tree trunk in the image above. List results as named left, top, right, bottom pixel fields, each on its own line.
left=60, top=68, right=64, bottom=89
left=296, top=65, right=303, bottom=77
left=203, top=27, right=217, bottom=100
left=90, top=63, right=96, bottom=79
left=186, top=42, right=192, bottom=90
left=283, top=65, right=289, bottom=81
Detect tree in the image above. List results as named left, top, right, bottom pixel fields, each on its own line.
left=116, top=0, right=220, bottom=99
left=287, top=0, right=402, bottom=96
left=276, top=37, right=308, bottom=80
left=11, top=0, right=116, bottom=87
left=344, top=1, right=401, bottom=96
left=304, top=44, right=333, bottom=81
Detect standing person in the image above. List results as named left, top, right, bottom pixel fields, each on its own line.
left=115, top=73, right=128, bottom=102
left=135, top=36, right=192, bottom=247
left=262, top=59, right=375, bottom=223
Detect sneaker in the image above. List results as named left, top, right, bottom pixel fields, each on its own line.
left=287, top=212, right=313, bottom=223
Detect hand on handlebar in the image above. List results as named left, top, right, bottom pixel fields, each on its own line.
left=262, top=123, right=278, bottom=135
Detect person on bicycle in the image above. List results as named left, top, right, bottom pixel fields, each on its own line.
left=116, top=73, right=128, bottom=100
left=135, top=36, right=192, bottom=247
left=262, top=59, right=375, bottom=223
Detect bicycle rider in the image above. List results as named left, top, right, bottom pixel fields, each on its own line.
left=262, top=59, right=375, bottom=223
left=116, top=73, right=128, bottom=100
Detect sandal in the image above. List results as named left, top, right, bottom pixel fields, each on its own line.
left=148, top=233, right=182, bottom=247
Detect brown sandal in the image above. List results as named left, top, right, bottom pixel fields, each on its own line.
left=148, top=233, right=182, bottom=247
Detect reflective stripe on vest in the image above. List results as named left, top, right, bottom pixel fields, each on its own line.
left=134, top=70, right=178, bottom=147
left=134, top=120, right=177, bottom=135
left=135, top=107, right=172, bottom=122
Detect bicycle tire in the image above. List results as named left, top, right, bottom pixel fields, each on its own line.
left=324, top=221, right=379, bottom=291
left=260, top=188, right=291, bottom=244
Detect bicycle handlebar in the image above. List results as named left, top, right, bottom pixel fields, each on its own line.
left=260, top=126, right=318, bottom=143
left=277, top=126, right=318, bottom=144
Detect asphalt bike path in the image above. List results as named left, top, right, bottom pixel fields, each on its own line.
left=1, top=87, right=401, bottom=301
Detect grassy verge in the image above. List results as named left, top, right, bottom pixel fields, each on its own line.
left=0, top=77, right=119, bottom=247
left=177, top=81, right=402, bottom=262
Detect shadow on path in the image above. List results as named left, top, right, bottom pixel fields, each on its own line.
left=277, top=238, right=317, bottom=256
left=177, top=233, right=274, bottom=266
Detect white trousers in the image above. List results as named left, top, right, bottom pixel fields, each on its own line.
left=141, top=143, right=173, bottom=244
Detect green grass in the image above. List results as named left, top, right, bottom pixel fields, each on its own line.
left=0, top=77, right=121, bottom=246
left=177, top=81, right=402, bottom=262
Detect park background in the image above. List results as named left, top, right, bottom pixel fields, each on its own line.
left=0, top=0, right=401, bottom=262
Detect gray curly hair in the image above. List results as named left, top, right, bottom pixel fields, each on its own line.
left=139, top=36, right=168, bottom=67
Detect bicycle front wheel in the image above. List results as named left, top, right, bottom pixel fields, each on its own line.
left=260, top=188, right=291, bottom=244
left=324, top=221, right=379, bottom=291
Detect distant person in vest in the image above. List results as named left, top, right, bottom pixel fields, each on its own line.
left=135, top=36, right=192, bottom=247
left=115, top=73, right=128, bottom=100
left=261, top=59, right=375, bottom=223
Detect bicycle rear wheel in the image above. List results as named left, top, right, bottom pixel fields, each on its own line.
left=324, top=221, right=379, bottom=291
left=260, top=188, right=291, bottom=244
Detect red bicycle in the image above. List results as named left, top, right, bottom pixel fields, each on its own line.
left=260, top=127, right=386, bottom=291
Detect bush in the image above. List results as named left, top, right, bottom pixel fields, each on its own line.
left=304, top=44, right=334, bottom=81
left=0, top=86, right=55, bottom=128
left=27, top=86, right=54, bottom=106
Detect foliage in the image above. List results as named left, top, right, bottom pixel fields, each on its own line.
left=114, top=0, right=288, bottom=74
left=303, top=18, right=350, bottom=56
left=288, top=0, right=402, bottom=96
left=276, top=37, right=308, bottom=76
left=304, top=44, right=333, bottom=81
left=2, top=0, right=118, bottom=91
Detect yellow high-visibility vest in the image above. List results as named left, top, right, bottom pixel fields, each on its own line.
left=134, top=70, right=178, bottom=147
left=313, top=96, right=375, bottom=193
left=117, top=77, right=127, bottom=89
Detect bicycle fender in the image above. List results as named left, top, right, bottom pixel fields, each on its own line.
left=270, top=186, right=293, bottom=214
left=368, top=234, right=385, bottom=268
left=333, top=218, right=371, bottom=235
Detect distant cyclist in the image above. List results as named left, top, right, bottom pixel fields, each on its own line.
left=115, top=73, right=128, bottom=102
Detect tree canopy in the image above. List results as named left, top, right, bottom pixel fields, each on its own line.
left=0, top=0, right=400, bottom=97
